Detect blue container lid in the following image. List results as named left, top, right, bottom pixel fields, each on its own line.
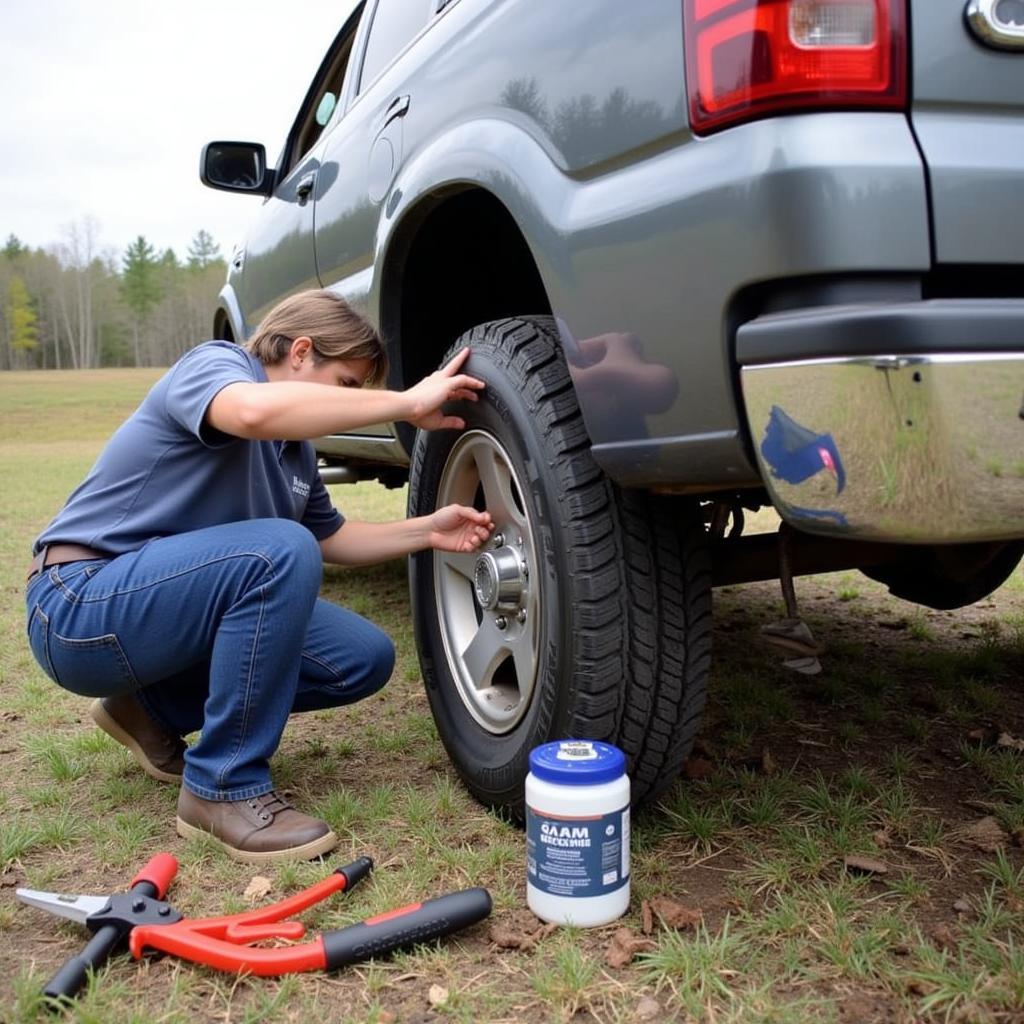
left=529, top=740, right=626, bottom=786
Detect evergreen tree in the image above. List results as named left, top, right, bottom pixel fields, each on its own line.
left=186, top=229, right=221, bottom=271
left=121, top=235, right=162, bottom=365
left=6, top=275, right=38, bottom=358
left=3, top=234, right=27, bottom=260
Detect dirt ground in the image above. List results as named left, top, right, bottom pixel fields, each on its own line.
left=3, top=556, right=1023, bottom=1023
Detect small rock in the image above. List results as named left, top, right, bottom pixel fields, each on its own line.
left=427, top=984, right=449, bottom=1008
left=872, top=830, right=892, bottom=850
left=761, top=747, right=776, bottom=776
left=634, top=996, right=662, bottom=1021
left=953, top=898, right=971, bottom=914
left=892, top=943, right=911, bottom=956
left=604, top=927, right=656, bottom=969
left=878, top=618, right=908, bottom=630
left=378, top=1013, right=397, bottom=1024
left=843, top=855, right=889, bottom=875
left=907, top=978, right=937, bottom=997
left=242, top=875, right=272, bottom=902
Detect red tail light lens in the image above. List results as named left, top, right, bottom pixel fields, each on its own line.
left=684, top=0, right=906, bottom=134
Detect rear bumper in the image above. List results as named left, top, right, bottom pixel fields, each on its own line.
left=738, top=300, right=1024, bottom=544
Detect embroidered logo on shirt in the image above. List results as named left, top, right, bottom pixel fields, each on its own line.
left=292, top=475, right=311, bottom=499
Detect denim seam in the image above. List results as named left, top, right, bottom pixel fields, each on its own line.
left=300, top=648, right=347, bottom=686
left=79, top=550, right=275, bottom=602
left=49, top=629, right=139, bottom=689
left=29, top=605, right=56, bottom=682
left=50, top=567, right=82, bottom=605
left=182, top=776, right=275, bottom=802
left=216, top=582, right=268, bottom=790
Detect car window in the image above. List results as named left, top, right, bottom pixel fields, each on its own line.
left=281, top=5, right=365, bottom=179
left=358, top=0, right=431, bottom=93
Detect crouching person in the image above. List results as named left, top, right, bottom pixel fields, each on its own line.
left=25, top=290, right=491, bottom=862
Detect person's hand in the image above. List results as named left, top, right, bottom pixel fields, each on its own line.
left=427, top=504, right=494, bottom=552
left=403, top=348, right=485, bottom=431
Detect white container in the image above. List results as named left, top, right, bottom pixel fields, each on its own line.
left=526, top=740, right=630, bottom=927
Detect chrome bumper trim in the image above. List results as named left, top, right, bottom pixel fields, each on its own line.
left=741, top=353, right=1024, bottom=543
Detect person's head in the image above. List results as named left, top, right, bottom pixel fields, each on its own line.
left=246, top=290, right=387, bottom=388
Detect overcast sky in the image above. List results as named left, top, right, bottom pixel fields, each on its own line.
left=0, top=1, right=356, bottom=263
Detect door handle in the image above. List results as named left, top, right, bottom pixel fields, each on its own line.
left=382, top=94, right=410, bottom=128
left=296, top=172, right=316, bottom=201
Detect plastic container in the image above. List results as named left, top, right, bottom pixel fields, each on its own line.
left=525, top=740, right=630, bottom=927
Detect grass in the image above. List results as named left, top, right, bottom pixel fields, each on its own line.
left=2, top=370, right=1024, bottom=1023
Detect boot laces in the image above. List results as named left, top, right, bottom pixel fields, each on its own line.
left=247, top=790, right=293, bottom=822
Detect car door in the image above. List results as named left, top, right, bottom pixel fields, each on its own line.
left=312, top=0, right=434, bottom=318
left=311, top=0, right=433, bottom=443
left=232, top=5, right=367, bottom=330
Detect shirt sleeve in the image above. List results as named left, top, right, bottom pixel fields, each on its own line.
left=163, top=342, right=257, bottom=448
left=301, top=469, right=345, bottom=540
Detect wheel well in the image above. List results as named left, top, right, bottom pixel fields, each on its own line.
left=383, top=189, right=551, bottom=391
left=214, top=309, right=235, bottom=342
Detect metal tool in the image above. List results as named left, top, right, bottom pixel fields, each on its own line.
left=17, top=853, right=492, bottom=999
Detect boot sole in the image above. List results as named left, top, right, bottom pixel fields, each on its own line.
left=90, top=698, right=182, bottom=783
left=175, top=817, right=340, bottom=864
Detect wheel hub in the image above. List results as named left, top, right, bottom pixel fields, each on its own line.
left=432, top=429, right=540, bottom=734
left=473, top=548, right=524, bottom=611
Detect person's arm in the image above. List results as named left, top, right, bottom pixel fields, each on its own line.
left=319, top=505, right=494, bottom=566
left=207, top=348, right=484, bottom=440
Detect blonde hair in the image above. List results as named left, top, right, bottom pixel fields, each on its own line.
left=246, top=290, right=387, bottom=386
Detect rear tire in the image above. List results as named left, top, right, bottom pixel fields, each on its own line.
left=408, top=318, right=711, bottom=814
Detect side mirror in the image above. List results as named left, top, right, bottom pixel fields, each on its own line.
left=200, top=142, right=273, bottom=195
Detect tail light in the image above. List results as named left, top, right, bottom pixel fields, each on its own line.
left=684, top=0, right=906, bottom=134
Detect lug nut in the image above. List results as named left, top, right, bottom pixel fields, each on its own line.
left=495, top=615, right=508, bottom=630
left=517, top=608, right=527, bottom=624
left=493, top=533, right=505, bottom=547
left=520, top=560, right=529, bottom=577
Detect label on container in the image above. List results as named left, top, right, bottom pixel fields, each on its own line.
left=554, top=741, right=599, bottom=761
left=526, top=805, right=630, bottom=898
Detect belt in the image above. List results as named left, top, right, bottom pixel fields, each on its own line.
left=27, top=544, right=111, bottom=583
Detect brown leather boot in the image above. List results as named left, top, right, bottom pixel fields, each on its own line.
left=176, top=788, right=338, bottom=863
left=91, top=694, right=186, bottom=783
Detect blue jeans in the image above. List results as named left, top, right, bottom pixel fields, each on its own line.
left=25, top=519, right=395, bottom=800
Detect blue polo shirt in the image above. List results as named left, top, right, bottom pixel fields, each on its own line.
left=34, top=342, right=343, bottom=556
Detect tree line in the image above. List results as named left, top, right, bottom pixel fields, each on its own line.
left=0, top=218, right=227, bottom=370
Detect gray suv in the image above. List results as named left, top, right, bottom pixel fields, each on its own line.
left=201, top=0, right=1024, bottom=813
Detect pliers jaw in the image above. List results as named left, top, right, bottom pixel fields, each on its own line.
left=14, top=889, right=108, bottom=926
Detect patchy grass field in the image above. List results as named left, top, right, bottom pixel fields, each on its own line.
left=1, top=369, right=1023, bottom=1023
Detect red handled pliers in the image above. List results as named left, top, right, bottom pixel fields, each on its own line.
left=17, top=854, right=491, bottom=1000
